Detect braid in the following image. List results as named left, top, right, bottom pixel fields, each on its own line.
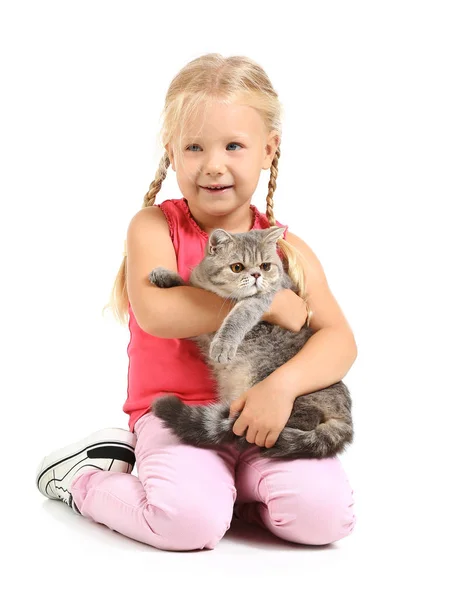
left=143, top=152, right=171, bottom=208
left=121, top=151, right=171, bottom=257
left=265, top=146, right=279, bottom=226
left=264, top=145, right=312, bottom=327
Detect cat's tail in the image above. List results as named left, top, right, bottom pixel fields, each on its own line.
left=152, top=395, right=236, bottom=447
left=260, top=419, right=354, bottom=460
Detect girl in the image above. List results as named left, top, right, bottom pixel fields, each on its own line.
left=36, top=53, right=357, bottom=551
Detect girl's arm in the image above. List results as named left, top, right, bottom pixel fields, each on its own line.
left=143, top=286, right=306, bottom=339
left=266, top=325, right=357, bottom=397
left=125, top=207, right=306, bottom=339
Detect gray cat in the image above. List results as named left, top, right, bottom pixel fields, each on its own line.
left=148, top=226, right=353, bottom=459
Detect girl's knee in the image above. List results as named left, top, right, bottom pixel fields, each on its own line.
left=269, top=490, right=356, bottom=545
left=142, top=494, right=234, bottom=551
left=301, top=492, right=356, bottom=545
left=266, top=460, right=356, bottom=545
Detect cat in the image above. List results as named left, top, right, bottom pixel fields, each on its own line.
left=148, top=226, right=354, bottom=460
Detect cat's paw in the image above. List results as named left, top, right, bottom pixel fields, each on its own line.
left=209, top=337, right=239, bottom=363
left=148, top=267, right=184, bottom=288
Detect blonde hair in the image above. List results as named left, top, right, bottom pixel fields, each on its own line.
left=103, top=53, right=312, bottom=326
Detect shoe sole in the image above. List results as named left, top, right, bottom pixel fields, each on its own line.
left=36, top=428, right=137, bottom=498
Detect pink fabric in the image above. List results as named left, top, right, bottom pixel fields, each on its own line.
left=123, top=197, right=289, bottom=432
left=71, top=412, right=356, bottom=551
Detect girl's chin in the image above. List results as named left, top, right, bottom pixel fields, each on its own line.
left=198, top=195, right=237, bottom=207
left=186, top=194, right=248, bottom=214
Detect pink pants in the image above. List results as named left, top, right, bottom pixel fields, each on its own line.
left=71, top=412, right=356, bottom=551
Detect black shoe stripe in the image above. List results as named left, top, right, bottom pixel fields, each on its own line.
left=37, top=442, right=135, bottom=487
left=87, top=446, right=135, bottom=466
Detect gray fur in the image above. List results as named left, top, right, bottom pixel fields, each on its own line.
left=149, top=226, right=353, bottom=459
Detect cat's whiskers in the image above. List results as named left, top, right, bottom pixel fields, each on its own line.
left=237, top=275, right=273, bottom=293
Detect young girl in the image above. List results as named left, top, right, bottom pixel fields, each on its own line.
left=36, top=53, right=357, bottom=551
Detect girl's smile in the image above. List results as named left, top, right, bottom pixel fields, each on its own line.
left=199, top=185, right=234, bottom=194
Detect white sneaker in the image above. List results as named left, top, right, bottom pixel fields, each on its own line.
left=36, top=428, right=137, bottom=514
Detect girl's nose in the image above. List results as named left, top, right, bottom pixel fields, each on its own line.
left=205, top=163, right=225, bottom=176
left=204, top=151, right=226, bottom=175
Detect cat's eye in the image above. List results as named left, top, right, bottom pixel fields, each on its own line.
left=261, top=263, right=271, bottom=271
left=230, top=263, right=244, bottom=273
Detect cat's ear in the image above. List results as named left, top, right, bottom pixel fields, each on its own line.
left=208, top=229, right=233, bottom=255
left=263, top=226, right=286, bottom=246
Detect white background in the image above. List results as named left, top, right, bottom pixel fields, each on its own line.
left=1, top=0, right=459, bottom=598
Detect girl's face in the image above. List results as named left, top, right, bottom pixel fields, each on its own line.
left=166, top=101, right=279, bottom=222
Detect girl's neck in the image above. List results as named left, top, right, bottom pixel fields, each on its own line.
left=184, top=199, right=255, bottom=235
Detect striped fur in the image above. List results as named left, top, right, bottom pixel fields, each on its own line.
left=149, top=227, right=353, bottom=459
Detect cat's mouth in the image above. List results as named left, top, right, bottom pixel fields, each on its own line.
left=247, top=279, right=264, bottom=294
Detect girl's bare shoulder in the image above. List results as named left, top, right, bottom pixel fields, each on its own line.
left=125, top=205, right=177, bottom=332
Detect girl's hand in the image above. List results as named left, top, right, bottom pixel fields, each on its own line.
left=229, top=377, right=296, bottom=449
left=262, top=288, right=307, bottom=332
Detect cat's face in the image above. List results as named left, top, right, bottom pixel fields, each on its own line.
left=200, top=226, right=286, bottom=299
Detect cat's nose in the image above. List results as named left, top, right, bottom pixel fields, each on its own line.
left=251, top=272, right=261, bottom=279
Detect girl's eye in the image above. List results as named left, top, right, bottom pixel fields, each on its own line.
left=230, top=263, right=244, bottom=273
left=186, top=143, right=243, bottom=152
left=261, top=263, right=271, bottom=271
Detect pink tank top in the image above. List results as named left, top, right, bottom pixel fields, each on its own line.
left=123, top=197, right=288, bottom=431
